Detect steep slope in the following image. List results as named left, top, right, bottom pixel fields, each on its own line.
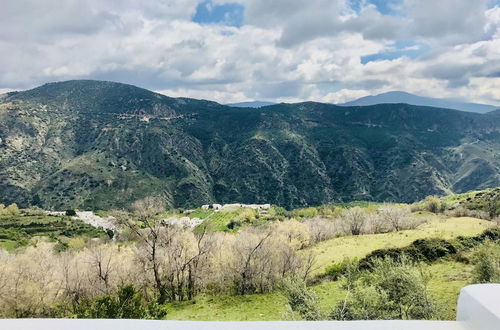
left=0, top=80, right=499, bottom=210
left=340, top=91, right=498, bottom=114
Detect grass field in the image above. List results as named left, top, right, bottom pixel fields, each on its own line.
left=165, top=291, right=288, bottom=321
left=164, top=259, right=474, bottom=321
left=165, top=217, right=491, bottom=321
left=426, top=260, right=473, bottom=319
left=307, top=216, right=493, bottom=274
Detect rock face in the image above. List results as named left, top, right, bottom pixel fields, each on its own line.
left=0, top=80, right=499, bottom=210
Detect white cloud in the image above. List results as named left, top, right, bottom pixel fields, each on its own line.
left=404, top=0, right=491, bottom=44
left=0, top=0, right=499, bottom=105
left=0, top=88, right=15, bottom=94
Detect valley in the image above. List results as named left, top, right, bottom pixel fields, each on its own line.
left=0, top=189, right=498, bottom=320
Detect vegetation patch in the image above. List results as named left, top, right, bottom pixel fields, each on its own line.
left=307, top=216, right=493, bottom=274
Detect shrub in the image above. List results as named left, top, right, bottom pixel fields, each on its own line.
left=359, top=248, right=408, bottom=269
left=282, top=278, right=322, bottom=320
left=331, top=284, right=393, bottom=320
left=406, top=217, right=427, bottom=230
left=21, top=206, right=45, bottom=216
left=105, top=228, right=115, bottom=239
left=291, top=207, right=321, bottom=219
left=65, top=209, right=77, bottom=216
left=445, top=207, right=490, bottom=220
left=472, top=241, right=500, bottom=283
left=422, top=196, right=444, bottom=214
left=67, top=237, right=86, bottom=249
left=341, top=207, right=367, bottom=236
left=378, top=205, right=412, bottom=231
left=486, top=198, right=499, bottom=219
left=323, top=258, right=354, bottom=280
left=304, top=218, right=340, bottom=244
left=332, top=257, right=435, bottom=320
left=227, top=219, right=242, bottom=230
left=478, top=229, right=500, bottom=241
left=410, top=239, right=457, bottom=261
left=76, top=284, right=166, bottom=319
left=365, top=213, right=388, bottom=234
left=2, top=203, right=20, bottom=216
left=237, top=208, right=258, bottom=223
left=359, top=229, right=500, bottom=269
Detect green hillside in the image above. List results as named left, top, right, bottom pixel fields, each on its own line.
left=164, top=217, right=494, bottom=321
left=308, top=216, right=494, bottom=274
left=1, top=80, right=499, bottom=210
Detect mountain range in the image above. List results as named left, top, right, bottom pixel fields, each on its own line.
left=340, top=91, right=498, bottom=114
left=0, top=80, right=499, bottom=210
left=226, top=101, right=276, bottom=108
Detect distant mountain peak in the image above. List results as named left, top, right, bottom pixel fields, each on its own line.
left=226, top=101, right=276, bottom=108
left=339, top=91, right=498, bottom=114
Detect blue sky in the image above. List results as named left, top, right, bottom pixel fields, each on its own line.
left=192, top=1, right=244, bottom=27
left=349, top=0, right=402, bottom=15
left=192, top=1, right=431, bottom=66
left=192, top=0, right=404, bottom=25
left=0, top=0, right=499, bottom=104
left=361, top=41, right=430, bottom=64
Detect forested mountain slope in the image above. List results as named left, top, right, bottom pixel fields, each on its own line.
left=0, top=80, right=499, bottom=210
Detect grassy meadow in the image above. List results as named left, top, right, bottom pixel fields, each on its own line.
left=165, top=216, right=494, bottom=320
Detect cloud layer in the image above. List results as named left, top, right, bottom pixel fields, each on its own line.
left=1, top=0, right=499, bottom=104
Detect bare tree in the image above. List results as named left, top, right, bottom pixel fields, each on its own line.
left=87, top=244, right=115, bottom=294
left=378, top=205, right=412, bottom=231
left=113, top=208, right=170, bottom=303
left=304, top=218, right=340, bottom=244
left=132, top=196, right=166, bottom=220
left=341, top=207, right=367, bottom=235
left=301, top=250, right=317, bottom=282
left=233, top=229, right=272, bottom=294
left=366, top=213, right=387, bottom=234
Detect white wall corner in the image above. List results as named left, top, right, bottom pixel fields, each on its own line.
left=457, top=284, right=500, bottom=330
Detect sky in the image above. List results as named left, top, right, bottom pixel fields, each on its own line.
left=1, top=0, right=500, bottom=104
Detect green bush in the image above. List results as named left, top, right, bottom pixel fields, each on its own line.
left=324, top=258, right=354, bottom=280
left=282, top=278, right=322, bottom=320
left=332, top=257, right=435, bottom=320
left=478, top=229, right=500, bottom=241
left=1, top=203, right=20, bottom=216
left=422, top=196, right=444, bottom=213
left=358, top=229, right=500, bottom=269
left=331, top=285, right=392, bottom=320
left=226, top=220, right=242, bottom=230
left=410, top=239, right=457, bottom=261
left=65, top=209, right=77, bottom=216
left=472, top=242, right=500, bottom=283
left=76, top=284, right=166, bottom=319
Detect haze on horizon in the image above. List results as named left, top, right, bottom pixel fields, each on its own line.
left=1, top=0, right=500, bottom=105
